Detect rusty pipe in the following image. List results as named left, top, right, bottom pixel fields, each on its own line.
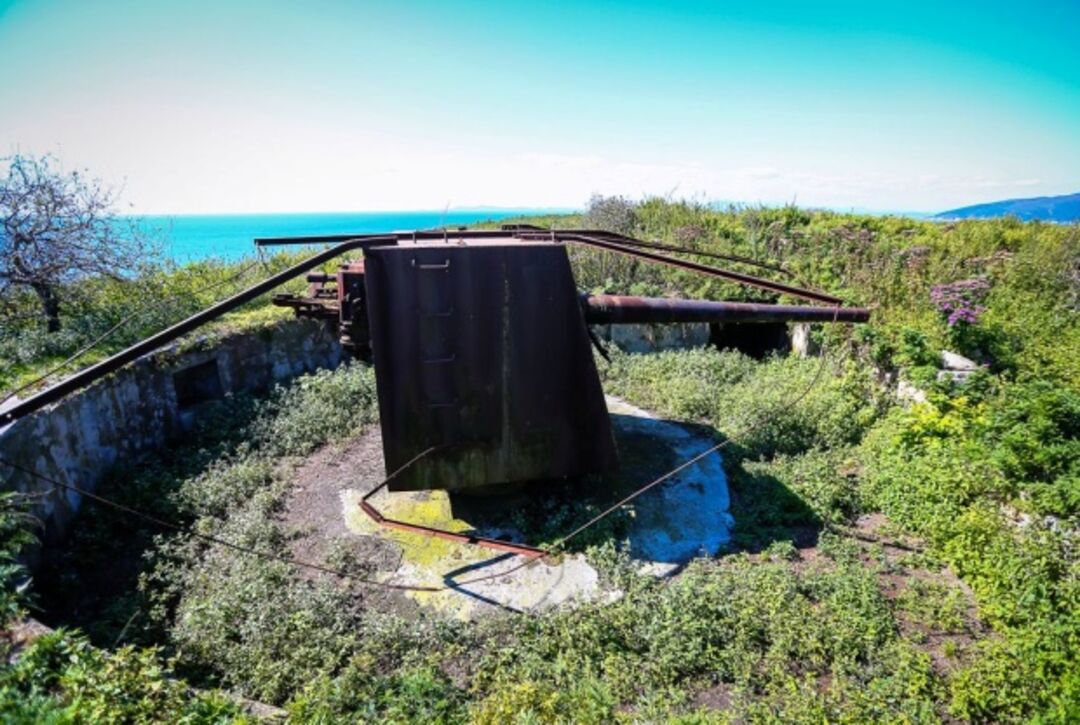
left=583, top=295, right=870, bottom=325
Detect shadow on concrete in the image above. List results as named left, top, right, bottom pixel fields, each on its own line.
left=442, top=553, right=528, bottom=614
left=443, top=410, right=825, bottom=568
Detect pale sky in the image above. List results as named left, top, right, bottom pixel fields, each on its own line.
left=1, top=0, right=1078, bottom=214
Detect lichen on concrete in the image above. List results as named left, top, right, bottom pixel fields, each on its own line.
left=332, top=395, right=733, bottom=619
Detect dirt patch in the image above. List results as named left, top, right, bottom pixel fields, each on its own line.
left=691, top=681, right=733, bottom=712
left=274, top=396, right=736, bottom=619
left=850, top=514, right=984, bottom=680
left=278, top=426, right=416, bottom=614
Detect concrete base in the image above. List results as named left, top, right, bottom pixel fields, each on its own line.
left=331, top=396, right=733, bottom=619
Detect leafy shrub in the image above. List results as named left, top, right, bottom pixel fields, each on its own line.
left=290, top=663, right=469, bottom=724
left=251, top=362, right=378, bottom=457
left=860, top=395, right=1079, bottom=721
left=742, top=446, right=861, bottom=525
left=0, top=492, right=35, bottom=626
left=0, top=630, right=241, bottom=723
left=0, top=249, right=313, bottom=394
left=583, top=194, right=638, bottom=235
left=9, top=202, right=1079, bottom=722
left=602, top=348, right=883, bottom=459
left=470, top=549, right=937, bottom=722
left=984, top=380, right=1080, bottom=517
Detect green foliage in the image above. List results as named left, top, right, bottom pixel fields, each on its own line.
left=601, top=347, right=884, bottom=460
left=985, top=381, right=1080, bottom=517
left=860, top=394, right=1079, bottom=721
left=469, top=546, right=939, bottom=723
left=250, top=363, right=378, bottom=458
left=0, top=492, right=35, bottom=626
left=742, top=446, right=862, bottom=525
left=289, top=659, right=469, bottom=724
left=895, top=578, right=969, bottom=633
left=132, top=363, right=382, bottom=703
left=7, top=201, right=1078, bottom=722
left=0, top=249, right=314, bottom=394
left=0, top=630, right=243, bottom=723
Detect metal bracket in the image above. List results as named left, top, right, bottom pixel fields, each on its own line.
left=359, top=469, right=546, bottom=558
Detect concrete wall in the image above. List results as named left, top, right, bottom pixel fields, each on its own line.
left=596, top=322, right=711, bottom=353
left=0, top=318, right=344, bottom=544
left=598, top=321, right=815, bottom=358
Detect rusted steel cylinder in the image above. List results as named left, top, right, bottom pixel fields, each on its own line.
left=582, top=295, right=870, bottom=324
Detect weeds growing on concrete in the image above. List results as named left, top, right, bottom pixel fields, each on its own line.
left=3, top=202, right=1078, bottom=722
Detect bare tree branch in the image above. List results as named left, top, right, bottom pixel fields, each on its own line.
left=0, top=154, right=157, bottom=332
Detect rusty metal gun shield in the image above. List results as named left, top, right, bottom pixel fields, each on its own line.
left=363, top=241, right=616, bottom=492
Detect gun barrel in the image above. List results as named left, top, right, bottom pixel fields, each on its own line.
left=583, top=295, right=870, bottom=325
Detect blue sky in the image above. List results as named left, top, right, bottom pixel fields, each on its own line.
left=1, top=0, right=1077, bottom=214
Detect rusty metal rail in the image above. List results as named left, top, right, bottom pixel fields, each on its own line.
left=0, top=236, right=395, bottom=426
left=357, top=444, right=547, bottom=558
left=545, top=232, right=844, bottom=306
left=257, top=227, right=843, bottom=306
left=583, top=294, right=870, bottom=324
left=358, top=495, right=547, bottom=558
left=534, top=229, right=794, bottom=278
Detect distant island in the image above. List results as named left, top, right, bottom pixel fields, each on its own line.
left=936, top=191, right=1080, bottom=222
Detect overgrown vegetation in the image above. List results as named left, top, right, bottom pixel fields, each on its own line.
left=2, top=198, right=1078, bottom=722
left=0, top=630, right=245, bottom=723
left=0, top=250, right=320, bottom=396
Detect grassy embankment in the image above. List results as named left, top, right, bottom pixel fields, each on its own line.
left=1, top=201, right=1077, bottom=722
left=0, top=250, right=327, bottom=396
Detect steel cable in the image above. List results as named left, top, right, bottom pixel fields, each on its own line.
left=0, top=305, right=840, bottom=603
left=0, top=232, right=851, bottom=607
left=0, top=455, right=443, bottom=593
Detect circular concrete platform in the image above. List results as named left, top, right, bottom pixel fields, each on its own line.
left=286, top=396, right=733, bottom=619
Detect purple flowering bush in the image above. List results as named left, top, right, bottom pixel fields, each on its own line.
left=930, top=277, right=990, bottom=326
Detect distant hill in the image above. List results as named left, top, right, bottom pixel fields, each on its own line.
left=936, top=192, right=1080, bottom=222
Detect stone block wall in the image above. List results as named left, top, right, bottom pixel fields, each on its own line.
left=0, top=318, right=344, bottom=544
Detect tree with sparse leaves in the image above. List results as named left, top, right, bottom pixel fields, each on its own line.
left=0, top=154, right=154, bottom=332
left=583, top=193, right=638, bottom=235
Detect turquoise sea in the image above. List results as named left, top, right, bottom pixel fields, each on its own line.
left=131, top=209, right=567, bottom=262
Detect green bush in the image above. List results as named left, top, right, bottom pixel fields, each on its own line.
left=7, top=203, right=1078, bottom=722
left=0, top=630, right=243, bottom=723
left=0, top=249, right=317, bottom=394
left=251, top=362, right=378, bottom=457
left=0, top=492, right=34, bottom=626
left=469, top=545, right=938, bottom=722
left=602, top=348, right=884, bottom=459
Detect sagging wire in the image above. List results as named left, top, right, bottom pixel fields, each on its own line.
left=0, top=443, right=554, bottom=596
left=0, top=232, right=851, bottom=608
left=0, top=308, right=839, bottom=607
left=356, top=302, right=840, bottom=575
left=0, top=454, right=442, bottom=593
